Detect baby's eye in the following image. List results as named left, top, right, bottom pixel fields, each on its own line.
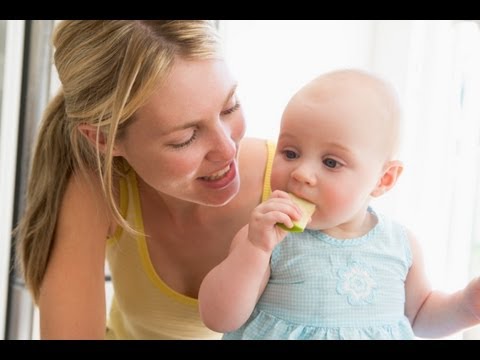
left=323, top=158, right=340, bottom=168
left=284, top=150, right=298, bottom=160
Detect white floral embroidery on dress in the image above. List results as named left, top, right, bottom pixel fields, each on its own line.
left=336, top=260, right=377, bottom=305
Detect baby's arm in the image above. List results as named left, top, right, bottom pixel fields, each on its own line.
left=198, top=190, right=301, bottom=333
left=405, top=229, right=480, bottom=338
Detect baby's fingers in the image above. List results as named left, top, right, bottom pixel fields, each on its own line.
left=269, top=189, right=291, bottom=200
left=251, top=210, right=295, bottom=230
left=256, top=196, right=302, bottom=221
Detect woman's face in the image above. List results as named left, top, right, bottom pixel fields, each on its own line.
left=116, top=58, right=246, bottom=206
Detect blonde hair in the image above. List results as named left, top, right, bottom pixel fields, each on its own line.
left=15, top=20, right=222, bottom=302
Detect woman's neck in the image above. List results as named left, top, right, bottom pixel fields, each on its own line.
left=136, top=175, right=210, bottom=228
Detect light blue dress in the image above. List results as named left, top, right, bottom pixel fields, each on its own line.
left=223, top=209, right=414, bottom=340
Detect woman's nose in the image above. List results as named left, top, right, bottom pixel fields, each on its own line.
left=207, top=123, right=236, bottom=162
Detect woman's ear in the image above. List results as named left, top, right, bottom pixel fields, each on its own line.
left=371, top=160, right=404, bottom=197
left=78, top=124, right=123, bottom=156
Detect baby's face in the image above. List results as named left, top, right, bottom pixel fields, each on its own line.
left=271, top=74, right=397, bottom=232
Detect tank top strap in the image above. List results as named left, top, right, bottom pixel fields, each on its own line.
left=262, top=140, right=276, bottom=202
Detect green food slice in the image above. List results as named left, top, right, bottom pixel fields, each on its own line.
left=277, top=193, right=316, bottom=232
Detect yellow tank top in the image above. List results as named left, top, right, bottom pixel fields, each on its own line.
left=105, top=140, right=276, bottom=339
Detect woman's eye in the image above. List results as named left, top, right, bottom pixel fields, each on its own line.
left=221, top=101, right=241, bottom=115
left=323, top=158, right=339, bottom=168
left=171, top=130, right=197, bottom=149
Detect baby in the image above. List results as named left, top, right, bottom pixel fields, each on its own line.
left=198, top=69, right=480, bottom=339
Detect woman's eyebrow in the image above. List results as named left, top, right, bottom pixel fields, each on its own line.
left=164, top=83, right=239, bottom=134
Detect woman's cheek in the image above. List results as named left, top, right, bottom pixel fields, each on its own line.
left=235, top=120, right=246, bottom=142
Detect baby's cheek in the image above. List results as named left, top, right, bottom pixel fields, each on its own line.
left=322, top=186, right=352, bottom=214
left=270, top=166, right=288, bottom=191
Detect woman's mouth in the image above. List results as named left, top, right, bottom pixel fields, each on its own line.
left=200, top=165, right=231, bottom=181
left=198, top=162, right=237, bottom=189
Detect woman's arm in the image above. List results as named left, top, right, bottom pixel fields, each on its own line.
left=404, top=229, right=480, bottom=338
left=198, top=191, right=301, bottom=333
left=38, top=172, right=112, bottom=339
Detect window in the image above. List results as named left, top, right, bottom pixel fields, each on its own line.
left=0, top=20, right=24, bottom=340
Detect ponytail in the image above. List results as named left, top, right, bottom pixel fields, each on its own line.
left=15, top=90, right=74, bottom=302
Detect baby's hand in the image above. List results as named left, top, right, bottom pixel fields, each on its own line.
left=277, top=193, right=316, bottom=232
left=247, top=190, right=302, bottom=253
left=462, top=277, right=480, bottom=321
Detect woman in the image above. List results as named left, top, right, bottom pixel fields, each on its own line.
left=15, top=20, right=275, bottom=339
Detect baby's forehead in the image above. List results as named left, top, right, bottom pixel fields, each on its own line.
left=288, top=69, right=401, bottom=158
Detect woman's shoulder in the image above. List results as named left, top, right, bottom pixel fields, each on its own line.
left=238, top=137, right=270, bottom=175
left=236, top=138, right=271, bottom=204
left=66, top=170, right=107, bottom=205
left=238, top=137, right=269, bottom=167
left=62, top=170, right=114, bottom=238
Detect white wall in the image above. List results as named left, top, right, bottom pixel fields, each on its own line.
left=220, top=20, right=375, bottom=141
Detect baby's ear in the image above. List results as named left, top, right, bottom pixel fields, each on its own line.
left=371, top=160, right=403, bottom=197
left=78, top=124, right=122, bottom=156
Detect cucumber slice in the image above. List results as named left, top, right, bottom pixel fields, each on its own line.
left=277, top=193, right=316, bottom=232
